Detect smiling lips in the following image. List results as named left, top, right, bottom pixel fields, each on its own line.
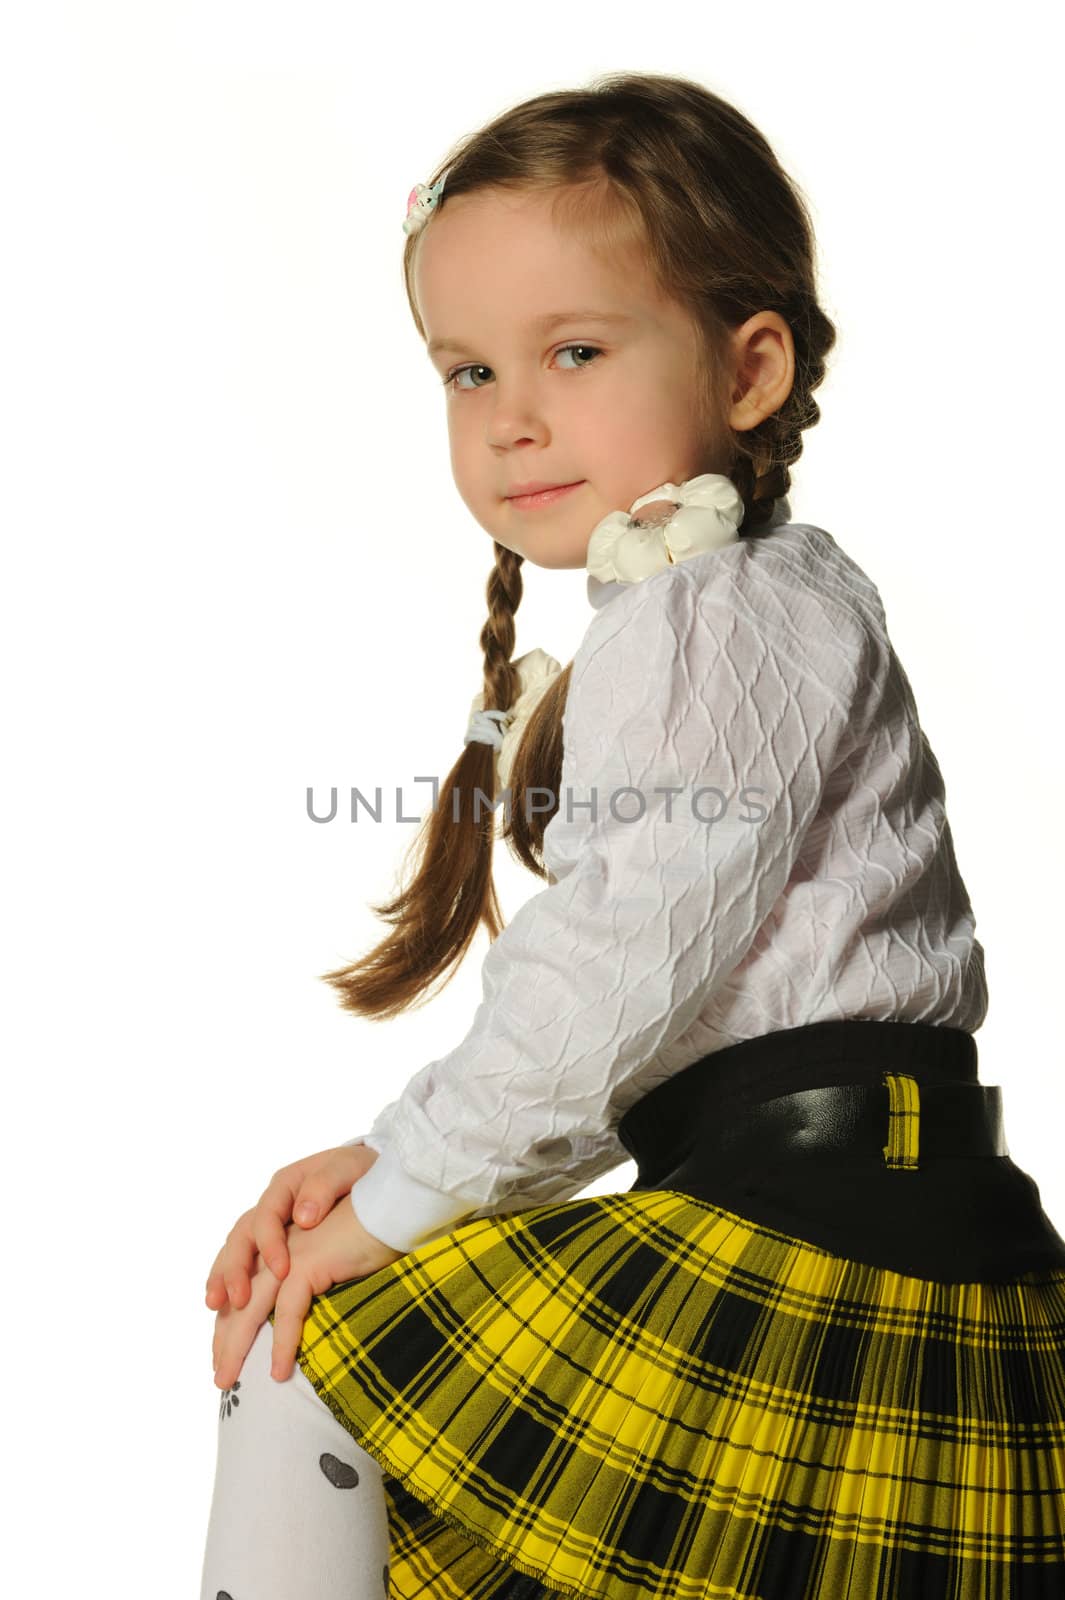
left=506, top=481, right=584, bottom=509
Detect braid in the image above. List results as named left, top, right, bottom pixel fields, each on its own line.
left=316, top=546, right=533, bottom=1016
left=480, top=543, right=525, bottom=715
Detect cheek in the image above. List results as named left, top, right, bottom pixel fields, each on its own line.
left=602, top=378, right=708, bottom=472
left=598, top=377, right=677, bottom=445
left=591, top=402, right=683, bottom=491
left=447, top=429, right=482, bottom=494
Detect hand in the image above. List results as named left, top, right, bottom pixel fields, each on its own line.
left=211, top=1193, right=405, bottom=1390
left=205, top=1142, right=379, bottom=1313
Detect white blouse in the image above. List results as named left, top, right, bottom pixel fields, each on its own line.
left=344, top=508, right=988, bottom=1253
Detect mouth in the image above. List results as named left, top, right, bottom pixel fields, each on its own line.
left=505, top=481, right=585, bottom=510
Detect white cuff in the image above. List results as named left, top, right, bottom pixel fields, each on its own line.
left=340, top=1133, right=385, bottom=1153
left=348, top=1144, right=481, bottom=1253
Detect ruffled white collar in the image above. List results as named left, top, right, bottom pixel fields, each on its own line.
left=586, top=478, right=792, bottom=611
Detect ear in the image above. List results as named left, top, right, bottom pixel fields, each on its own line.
left=727, top=313, right=795, bottom=432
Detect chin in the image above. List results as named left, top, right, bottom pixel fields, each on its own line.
left=534, top=551, right=586, bottom=572
left=511, top=540, right=587, bottom=571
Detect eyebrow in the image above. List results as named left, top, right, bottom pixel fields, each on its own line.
left=427, top=310, right=636, bottom=359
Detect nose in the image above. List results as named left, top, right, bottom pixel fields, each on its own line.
left=484, top=384, right=551, bottom=451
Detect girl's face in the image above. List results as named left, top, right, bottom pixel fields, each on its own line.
left=413, top=187, right=727, bottom=569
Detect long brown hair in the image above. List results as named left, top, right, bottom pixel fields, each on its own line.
left=321, top=70, right=837, bottom=1020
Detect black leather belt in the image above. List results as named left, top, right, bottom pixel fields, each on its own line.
left=626, top=1081, right=1007, bottom=1194
left=613, top=1022, right=1065, bottom=1281
left=710, top=1080, right=1005, bottom=1159
left=617, top=1021, right=1005, bottom=1189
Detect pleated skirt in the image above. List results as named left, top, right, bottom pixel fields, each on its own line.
left=280, top=1020, right=1065, bottom=1599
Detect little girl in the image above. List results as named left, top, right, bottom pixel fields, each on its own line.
left=200, top=71, right=1065, bottom=1600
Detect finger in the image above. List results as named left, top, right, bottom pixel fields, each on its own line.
left=269, top=1276, right=313, bottom=1382
left=212, top=1268, right=278, bottom=1391
left=212, top=1312, right=230, bottom=1383
left=218, top=1210, right=262, bottom=1311
left=292, top=1151, right=364, bottom=1229
left=214, top=1315, right=253, bottom=1394
left=206, top=1236, right=252, bottom=1311
left=212, top=1292, right=251, bottom=1381
left=222, top=1232, right=256, bottom=1310
left=254, top=1199, right=294, bottom=1282
left=252, top=1165, right=313, bottom=1277
left=213, top=1308, right=258, bottom=1393
left=212, top=1306, right=234, bottom=1386
left=204, top=1246, right=229, bottom=1310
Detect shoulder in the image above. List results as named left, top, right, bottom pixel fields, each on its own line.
left=572, top=519, right=887, bottom=706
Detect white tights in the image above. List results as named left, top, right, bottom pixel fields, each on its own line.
left=199, top=1319, right=391, bottom=1600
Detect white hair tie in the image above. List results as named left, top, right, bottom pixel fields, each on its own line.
left=463, top=707, right=512, bottom=753
left=465, top=648, right=564, bottom=789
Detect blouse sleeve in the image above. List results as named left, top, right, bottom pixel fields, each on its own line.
left=342, top=1085, right=632, bottom=1223
left=347, top=557, right=861, bottom=1252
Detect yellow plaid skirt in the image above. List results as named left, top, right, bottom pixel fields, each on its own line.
left=278, top=1023, right=1065, bottom=1599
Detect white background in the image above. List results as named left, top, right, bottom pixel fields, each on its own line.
left=3, top=3, right=1062, bottom=1592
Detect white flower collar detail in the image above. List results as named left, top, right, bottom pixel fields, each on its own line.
left=585, top=473, right=745, bottom=590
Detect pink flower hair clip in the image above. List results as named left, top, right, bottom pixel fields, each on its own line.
left=402, top=173, right=447, bottom=237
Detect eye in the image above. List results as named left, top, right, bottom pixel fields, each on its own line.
left=443, top=342, right=604, bottom=392
left=555, top=343, right=602, bottom=371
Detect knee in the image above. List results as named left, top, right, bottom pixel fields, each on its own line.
left=227, top=1321, right=369, bottom=1462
